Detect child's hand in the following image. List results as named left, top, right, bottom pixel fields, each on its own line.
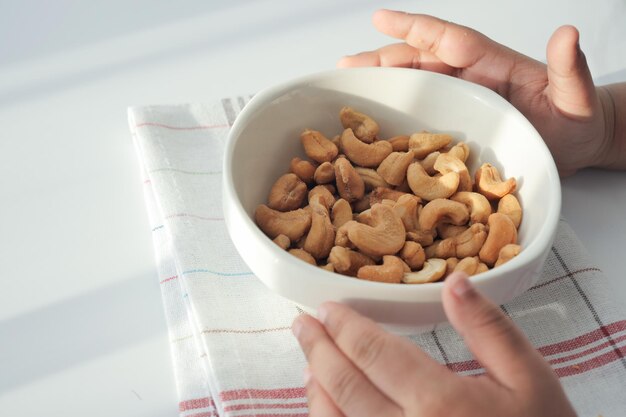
left=292, top=272, right=577, bottom=417
left=338, top=10, right=618, bottom=176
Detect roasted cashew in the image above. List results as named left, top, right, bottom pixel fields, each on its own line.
left=370, top=187, right=408, bottom=205
left=476, top=262, right=489, bottom=273
left=303, top=199, right=335, bottom=260
left=388, top=135, right=410, bottom=152
left=392, top=194, right=421, bottom=232
left=434, top=153, right=472, bottom=192
left=267, top=173, right=308, bottom=212
left=437, top=223, right=468, bottom=239
left=351, top=193, right=371, bottom=213
left=497, top=194, right=522, bottom=229
left=450, top=191, right=492, bottom=225
left=406, top=230, right=435, bottom=247
left=400, top=241, right=426, bottom=270
left=314, top=161, right=336, bottom=184
left=255, top=204, right=311, bottom=241
left=403, top=258, right=447, bottom=283
left=454, top=256, right=481, bottom=276
left=418, top=198, right=470, bottom=231
left=475, top=163, right=517, bottom=200
left=289, top=157, right=317, bottom=184
left=394, top=178, right=412, bottom=193
left=321, top=263, right=335, bottom=272
left=301, top=129, right=339, bottom=163
left=444, top=142, right=470, bottom=162
left=339, top=128, right=393, bottom=168
left=357, top=255, right=405, bottom=283
left=407, top=162, right=460, bottom=201
left=495, top=243, right=522, bottom=267
left=377, top=151, right=415, bottom=186
left=331, top=198, right=353, bottom=229
left=339, top=107, right=379, bottom=143
left=409, top=132, right=452, bottom=159
left=355, top=209, right=374, bottom=226
left=340, top=203, right=406, bottom=257
left=308, top=185, right=335, bottom=211
left=334, top=157, right=365, bottom=202
left=272, top=234, right=290, bottom=250
left=425, top=223, right=487, bottom=258
left=354, top=167, right=390, bottom=191
left=288, top=248, right=316, bottom=265
left=328, top=246, right=375, bottom=276
left=479, top=213, right=518, bottom=266
left=420, top=151, right=440, bottom=175
left=445, top=257, right=459, bottom=278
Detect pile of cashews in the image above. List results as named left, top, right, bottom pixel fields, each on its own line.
left=254, top=107, right=522, bottom=284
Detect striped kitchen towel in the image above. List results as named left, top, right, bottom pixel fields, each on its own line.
left=129, top=97, right=626, bottom=417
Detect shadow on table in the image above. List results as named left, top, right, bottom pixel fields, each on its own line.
left=0, top=272, right=167, bottom=394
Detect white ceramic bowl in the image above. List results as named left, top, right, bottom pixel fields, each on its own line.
left=223, top=67, right=560, bottom=334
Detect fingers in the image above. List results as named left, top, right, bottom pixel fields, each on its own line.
left=442, top=272, right=550, bottom=387
left=372, top=10, right=499, bottom=69
left=317, top=301, right=452, bottom=407
left=292, top=314, right=402, bottom=417
left=305, top=371, right=345, bottom=417
left=546, top=25, right=597, bottom=119
left=337, top=42, right=455, bottom=75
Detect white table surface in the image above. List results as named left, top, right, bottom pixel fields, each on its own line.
left=1, top=1, right=625, bottom=415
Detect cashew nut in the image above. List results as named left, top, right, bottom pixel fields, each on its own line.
left=450, top=191, right=492, bottom=225
left=376, top=151, right=415, bottom=186
left=392, top=194, right=421, bottom=232
left=308, top=185, right=335, bottom=211
left=354, top=167, right=390, bottom=191
left=339, top=128, right=393, bottom=168
left=495, top=243, right=522, bottom=267
left=321, top=263, right=335, bottom=272
left=289, top=157, right=317, bottom=184
left=434, top=153, right=472, bottom=192
left=328, top=246, right=375, bottom=276
left=479, top=213, right=518, bottom=266
left=370, top=187, right=408, bottom=205
left=301, top=129, right=339, bottom=163
left=425, top=223, right=487, bottom=258
left=406, top=230, right=435, bottom=247
left=476, top=262, right=489, bottom=274
left=255, top=204, right=311, bottom=241
left=355, top=209, right=374, bottom=226
left=357, top=255, right=405, bottom=283
left=454, top=256, right=481, bottom=276
left=394, top=178, right=412, bottom=193
left=420, top=151, right=440, bottom=175
left=334, top=157, right=365, bottom=202
left=407, top=162, right=460, bottom=201
left=313, top=161, right=336, bottom=184
left=445, top=257, right=459, bottom=278
left=288, top=248, right=316, bottom=265
left=339, top=106, right=379, bottom=143
left=418, top=198, right=470, bottom=231
left=409, top=132, right=452, bottom=159
left=444, top=142, right=470, bottom=162
left=340, top=203, right=406, bottom=257
left=267, top=173, right=307, bottom=212
left=437, top=223, right=468, bottom=239
left=388, top=135, right=410, bottom=152
left=272, top=234, right=290, bottom=250
left=303, top=199, right=335, bottom=260
left=475, top=163, right=517, bottom=200
left=331, top=198, right=353, bottom=229
left=497, top=194, right=522, bottom=229
left=403, top=258, right=447, bottom=284
left=400, top=241, right=426, bottom=270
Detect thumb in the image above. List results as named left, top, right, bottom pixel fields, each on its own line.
left=546, top=25, right=597, bottom=119
left=442, top=272, right=549, bottom=387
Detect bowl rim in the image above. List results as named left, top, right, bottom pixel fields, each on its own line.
left=223, top=67, right=561, bottom=293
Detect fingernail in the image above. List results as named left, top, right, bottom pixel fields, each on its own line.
left=303, top=366, right=312, bottom=386
left=317, top=304, right=329, bottom=324
left=452, top=274, right=474, bottom=298
left=292, top=316, right=304, bottom=338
